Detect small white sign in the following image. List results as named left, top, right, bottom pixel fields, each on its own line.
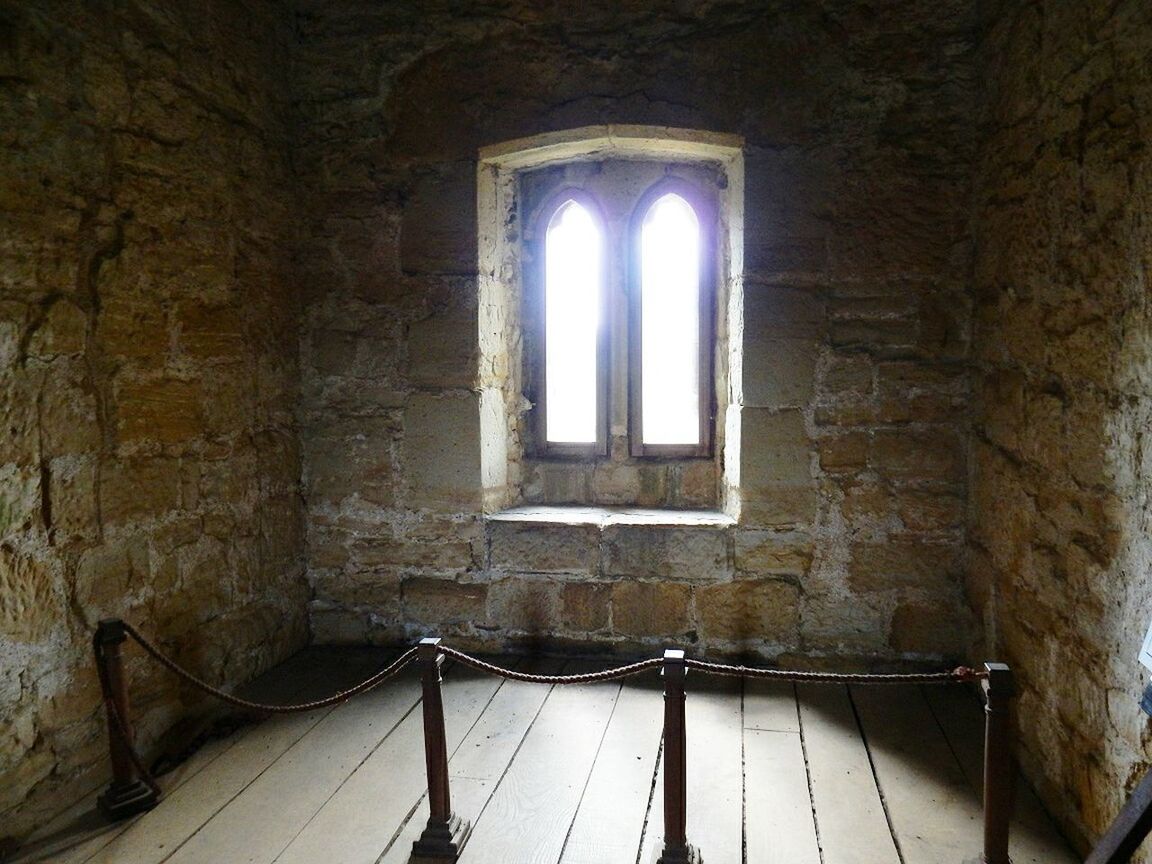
left=1139, top=618, right=1152, bottom=673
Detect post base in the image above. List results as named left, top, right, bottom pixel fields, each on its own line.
left=98, top=778, right=159, bottom=821
left=655, top=843, right=702, bottom=864
left=409, top=812, right=471, bottom=864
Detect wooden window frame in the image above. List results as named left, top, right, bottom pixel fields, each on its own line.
left=523, top=187, right=610, bottom=459
left=628, top=178, right=716, bottom=459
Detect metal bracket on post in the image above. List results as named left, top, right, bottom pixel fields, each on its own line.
left=656, top=649, right=701, bottom=864
left=409, top=637, right=470, bottom=864
left=981, top=662, right=1016, bottom=864
left=95, top=618, right=160, bottom=820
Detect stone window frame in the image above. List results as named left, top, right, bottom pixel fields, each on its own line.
left=478, top=126, right=745, bottom=517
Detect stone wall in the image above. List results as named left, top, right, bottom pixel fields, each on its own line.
left=295, top=1, right=980, bottom=665
left=970, top=0, right=1152, bottom=854
left=0, top=0, right=308, bottom=839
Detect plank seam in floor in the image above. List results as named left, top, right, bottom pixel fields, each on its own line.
left=739, top=678, right=748, bottom=864
left=555, top=680, right=626, bottom=863
left=846, top=685, right=907, bottom=864
left=268, top=697, right=425, bottom=864
left=634, top=735, right=664, bottom=864
left=793, top=682, right=826, bottom=864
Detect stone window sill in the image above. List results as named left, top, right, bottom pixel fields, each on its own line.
left=486, top=505, right=735, bottom=528
left=484, top=506, right=735, bottom=581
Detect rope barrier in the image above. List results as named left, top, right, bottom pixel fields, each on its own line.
left=683, top=657, right=986, bottom=684
left=115, top=621, right=983, bottom=708
left=437, top=646, right=664, bottom=683
left=119, top=622, right=418, bottom=714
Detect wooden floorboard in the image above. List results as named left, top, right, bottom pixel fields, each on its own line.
left=162, top=667, right=423, bottom=864
left=19, top=650, right=1080, bottom=864
left=460, top=663, right=621, bottom=864
left=377, top=658, right=567, bottom=864
left=744, top=680, right=820, bottom=864
left=559, top=671, right=664, bottom=864
left=273, top=664, right=505, bottom=864
left=797, top=682, right=902, bottom=864
left=851, top=683, right=983, bottom=864
left=923, top=683, right=1079, bottom=864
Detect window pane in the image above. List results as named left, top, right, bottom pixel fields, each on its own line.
left=545, top=200, right=602, bottom=443
left=641, top=193, right=701, bottom=445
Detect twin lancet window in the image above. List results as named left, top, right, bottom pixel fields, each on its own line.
left=533, top=180, right=714, bottom=459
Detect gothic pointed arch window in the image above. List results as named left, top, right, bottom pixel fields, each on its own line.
left=477, top=129, right=743, bottom=512
left=630, top=183, right=714, bottom=457
left=539, top=193, right=607, bottom=454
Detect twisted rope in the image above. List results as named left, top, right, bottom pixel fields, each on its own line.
left=437, top=646, right=663, bottom=683
left=119, top=622, right=418, bottom=714
left=684, top=657, right=986, bottom=684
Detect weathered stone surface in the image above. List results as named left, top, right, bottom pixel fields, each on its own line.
left=402, top=394, right=482, bottom=509
left=697, top=578, right=800, bottom=644
left=487, top=520, right=600, bottom=574
left=740, top=408, right=811, bottom=487
left=486, top=578, right=561, bottom=632
left=602, top=524, right=730, bottom=581
left=888, top=598, right=967, bottom=656
left=734, top=530, right=813, bottom=576
left=848, top=541, right=960, bottom=595
left=0, top=0, right=308, bottom=839
left=611, top=581, right=692, bottom=639
left=561, top=582, right=611, bottom=632
left=402, top=577, right=487, bottom=628
left=116, top=378, right=205, bottom=445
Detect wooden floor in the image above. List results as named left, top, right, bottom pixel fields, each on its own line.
left=14, top=648, right=1078, bottom=864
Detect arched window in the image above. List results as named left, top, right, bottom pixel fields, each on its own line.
left=541, top=197, right=606, bottom=451
left=631, top=184, right=713, bottom=457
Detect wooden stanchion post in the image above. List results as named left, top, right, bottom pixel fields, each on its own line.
left=656, top=649, right=700, bottom=864
left=95, top=618, right=159, bottom=820
left=982, top=662, right=1016, bottom=864
left=410, top=637, right=470, bottom=864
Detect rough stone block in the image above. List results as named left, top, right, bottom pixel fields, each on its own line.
left=676, top=460, right=718, bottom=508
left=848, top=540, right=961, bottom=595
left=697, top=578, right=799, bottom=643
left=0, top=546, right=60, bottom=640
left=602, top=524, right=730, bottom=581
left=870, top=429, right=964, bottom=482
left=403, top=393, right=481, bottom=510
left=611, top=581, right=692, bottom=639
left=408, top=312, right=477, bottom=388
left=740, top=408, right=812, bottom=487
left=27, top=300, right=87, bottom=359
left=176, top=302, right=246, bottom=360
left=486, top=577, right=561, bottom=632
left=116, top=378, right=205, bottom=445
left=819, top=355, right=873, bottom=396
left=305, top=417, right=398, bottom=507
left=896, top=491, right=963, bottom=532
left=740, top=481, right=820, bottom=528
left=487, top=519, right=600, bottom=574
left=817, top=432, right=869, bottom=472
left=399, top=163, right=477, bottom=275
left=743, top=337, right=817, bottom=408
left=744, top=285, right=824, bottom=339
left=99, top=457, right=181, bottom=524
left=561, top=582, right=611, bottom=632
left=888, top=598, right=967, bottom=656
left=402, top=577, right=487, bottom=626
left=734, top=530, right=813, bottom=576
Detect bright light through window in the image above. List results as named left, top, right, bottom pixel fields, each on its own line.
left=545, top=200, right=602, bottom=443
left=641, top=194, right=701, bottom=445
